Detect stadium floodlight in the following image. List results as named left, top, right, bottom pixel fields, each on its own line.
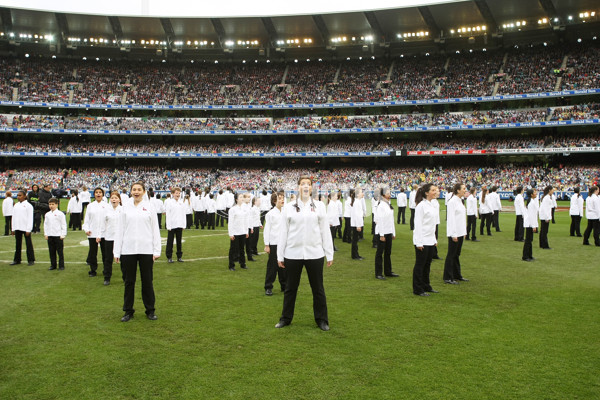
left=25, top=53, right=29, bottom=57
left=225, top=40, right=234, bottom=46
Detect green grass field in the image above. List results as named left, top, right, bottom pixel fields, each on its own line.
left=0, top=200, right=598, bottom=399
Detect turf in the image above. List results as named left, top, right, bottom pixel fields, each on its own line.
left=0, top=200, right=598, bottom=399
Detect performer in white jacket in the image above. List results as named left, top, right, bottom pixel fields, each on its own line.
left=373, top=187, right=397, bottom=280
left=466, top=187, right=479, bottom=241
left=538, top=186, right=554, bottom=249
left=11, top=190, right=35, bottom=265
left=326, top=192, right=341, bottom=251
left=479, top=187, right=493, bottom=236
left=66, top=189, right=83, bottom=231
left=350, top=188, right=365, bottom=260
left=513, top=186, right=526, bottom=242
left=443, top=183, right=468, bottom=284
left=408, top=184, right=418, bottom=230
left=412, top=184, right=439, bottom=296
left=263, top=191, right=285, bottom=296
left=100, top=191, right=123, bottom=285
left=165, top=187, right=186, bottom=263
left=3, top=190, right=13, bottom=236
left=522, top=188, right=539, bottom=262
left=228, top=192, right=250, bottom=271
left=44, top=198, right=67, bottom=271
left=396, top=187, right=407, bottom=224
left=582, top=186, right=600, bottom=246
left=114, top=182, right=161, bottom=322
left=82, top=187, right=108, bottom=278
left=569, top=188, right=584, bottom=237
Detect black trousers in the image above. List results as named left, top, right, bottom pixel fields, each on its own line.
left=514, top=215, right=524, bottom=241
left=186, top=214, right=193, bottom=229
left=443, top=237, right=464, bottom=281
left=570, top=215, right=582, bottom=236
left=410, top=207, right=416, bottom=230
left=371, top=222, right=379, bottom=247
left=551, top=207, right=556, bottom=223
left=248, top=227, right=260, bottom=255
left=413, top=245, right=434, bottom=295
left=279, top=257, right=327, bottom=324
left=583, top=219, right=600, bottom=245
left=194, top=211, right=202, bottom=228
left=14, top=230, right=35, bottom=263
left=371, top=214, right=375, bottom=234
left=103, top=240, right=115, bottom=281
left=480, top=213, right=492, bottom=235
left=87, top=238, right=106, bottom=272
left=4, top=216, right=11, bottom=235
left=343, top=217, right=352, bottom=242
left=539, top=220, right=550, bottom=248
left=70, top=213, right=82, bottom=230
left=466, top=215, right=477, bottom=240
left=47, top=236, right=64, bottom=269
left=351, top=227, right=361, bottom=259
left=156, top=213, right=162, bottom=229
left=397, top=206, right=406, bottom=224
left=433, top=225, right=439, bottom=258
left=260, top=210, right=268, bottom=226
left=224, top=207, right=230, bottom=224
left=207, top=212, right=215, bottom=229
left=264, top=244, right=286, bottom=290
left=522, top=227, right=534, bottom=260
left=329, top=226, right=337, bottom=249
left=337, top=217, right=343, bottom=238
left=493, top=210, right=500, bottom=231
left=375, top=233, right=393, bottom=277
left=33, top=211, right=41, bottom=233
left=229, top=234, right=246, bottom=268
left=122, top=254, right=155, bottom=316
left=201, top=211, right=208, bottom=228
left=166, top=228, right=183, bottom=259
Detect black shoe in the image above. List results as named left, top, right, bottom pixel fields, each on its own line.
left=121, top=314, right=133, bottom=322
left=472, top=239, right=480, bottom=242
left=432, top=256, right=441, bottom=260
left=583, top=242, right=590, bottom=245
left=415, top=292, right=430, bottom=297
left=444, top=280, right=459, bottom=284
left=576, top=235, right=582, bottom=237
left=317, top=321, right=330, bottom=331
left=487, top=233, right=492, bottom=236
left=426, top=289, right=439, bottom=293
left=9, top=261, right=20, bottom=265
left=48, top=266, right=57, bottom=270
left=103, top=280, right=110, bottom=286
left=147, top=313, right=158, bottom=320
left=253, top=252, right=259, bottom=256
left=457, top=278, right=469, bottom=282
left=522, top=258, right=534, bottom=262
left=177, top=258, right=184, bottom=262
left=247, top=258, right=255, bottom=262
left=354, top=256, right=365, bottom=261
left=88, top=271, right=97, bottom=277
left=385, top=273, right=399, bottom=277
left=240, top=265, right=248, bottom=269
left=168, top=258, right=174, bottom=263
left=465, top=237, right=470, bottom=241
left=275, top=320, right=290, bottom=328
left=542, top=247, right=552, bottom=250
left=265, top=289, right=273, bottom=296
left=496, top=230, right=502, bottom=232
left=229, top=267, right=236, bottom=271
left=376, top=275, right=386, bottom=280
left=27, top=261, right=35, bottom=266
left=58, top=266, right=65, bottom=270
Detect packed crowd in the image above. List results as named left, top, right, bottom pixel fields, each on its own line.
left=2, top=134, right=599, bottom=154
left=2, top=44, right=598, bottom=106
left=3, top=165, right=598, bottom=193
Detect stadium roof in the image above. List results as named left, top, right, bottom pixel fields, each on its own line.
left=0, top=0, right=598, bottom=59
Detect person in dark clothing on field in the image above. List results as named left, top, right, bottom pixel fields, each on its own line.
left=27, top=184, right=42, bottom=233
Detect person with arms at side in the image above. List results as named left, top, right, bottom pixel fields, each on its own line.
left=350, top=188, right=365, bottom=260
left=522, top=188, right=539, bottom=262
left=275, top=176, right=334, bottom=331
left=79, top=186, right=91, bottom=216
left=27, top=184, right=41, bottom=233
left=44, top=198, right=67, bottom=271
left=151, top=193, right=164, bottom=229
left=114, top=182, right=161, bottom=322
left=336, top=190, right=343, bottom=240
left=569, top=187, right=584, bottom=237
left=248, top=197, right=262, bottom=257
left=259, top=189, right=272, bottom=226
left=228, top=192, right=249, bottom=271
left=165, top=187, right=186, bottom=263
left=466, top=187, right=479, bottom=242
left=342, top=189, right=354, bottom=243
left=374, top=187, right=398, bottom=280
left=66, top=189, right=82, bottom=231
left=538, top=186, right=554, bottom=250
left=582, top=186, right=600, bottom=246
left=408, top=184, right=418, bottom=231
left=206, top=193, right=217, bottom=230
left=489, top=186, right=502, bottom=232
left=551, top=190, right=557, bottom=224
left=82, top=187, right=108, bottom=278
left=3, top=191, right=13, bottom=236
left=479, top=187, right=493, bottom=237
left=513, top=186, right=526, bottom=242
left=443, top=183, right=468, bottom=285
left=412, top=183, right=439, bottom=297
left=326, top=191, right=340, bottom=252
left=263, top=191, right=286, bottom=296
left=396, top=187, right=407, bottom=225
left=100, top=191, right=123, bottom=285
left=10, top=190, right=35, bottom=266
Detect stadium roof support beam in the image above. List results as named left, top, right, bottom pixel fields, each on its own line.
left=160, top=18, right=174, bottom=47
left=538, top=0, right=559, bottom=20
left=108, top=16, right=123, bottom=41
left=260, top=17, right=277, bottom=48
left=210, top=18, right=226, bottom=48
left=312, top=15, right=330, bottom=46
left=473, top=0, right=498, bottom=33
left=417, top=7, right=441, bottom=38
left=0, top=7, right=12, bottom=34
left=55, top=12, right=69, bottom=44
left=364, top=11, right=385, bottom=43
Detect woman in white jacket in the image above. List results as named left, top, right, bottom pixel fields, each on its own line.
left=350, top=188, right=365, bottom=260
left=114, top=182, right=161, bottom=322
left=443, top=183, right=468, bottom=284
left=326, top=192, right=340, bottom=251
left=522, top=188, right=539, bottom=262
left=66, top=189, right=83, bottom=231
left=582, top=186, right=600, bottom=246
left=513, top=186, right=526, bottom=242
left=412, top=183, right=440, bottom=296
left=100, top=191, right=122, bottom=285
left=82, top=187, right=108, bottom=278
left=466, top=187, right=479, bottom=241
left=538, top=186, right=554, bottom=249
left=479, top=187, right=493, bottom=236
left=569, top=187, right=584, bottom=237
left=374, top=187, right=397, bottom=279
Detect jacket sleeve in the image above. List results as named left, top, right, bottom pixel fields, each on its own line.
left=60, top=212, right=67, bottom=237
left=319, top=204, right=334, bottom=262
left=263, top=212, right=271, bottom=245
left=277, top=208, right=289, bottom=262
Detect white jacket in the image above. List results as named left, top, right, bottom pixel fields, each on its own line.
left=413, top=199, right=438, bottom=247
left=539, top=194, right=553, bottom=222
left=585, top=194, right=599, bottom=220
left=2, top=196, right=14, bottom=217
left=102, top=205, right=122, bottom=241
left=82, top=201, right=108, bottom=238
left=466, top=195, right=478, bottom=217
left=514, top=193, right=526, bottom=217
left=446, top=195, right=466, bottom=238
left=569, top=194, right=584, bottom=217
left=350, top=199, right=365, bottom=228
left=12, top=200, right=34, bottom=232
left=523, top=198, right=539, bottom=229
left=113, top=200, right=161, bottom=258
left=327, top=200, right=340, bottom=226
left=228, top=205, right=250, bottom=236
left=165, top=198, right=187, bottom=230
left=396, top=192, right=407, bottom=207
left=44, top=209, right=67, bottom=237
left=263, top=207, right=283, bottom=246
left=374, top=200, right=395, bottom=236
left=67, top=196, right=82, bottom=213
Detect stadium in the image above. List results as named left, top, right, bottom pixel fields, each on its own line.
left=0, top=0, right=599, bottom=398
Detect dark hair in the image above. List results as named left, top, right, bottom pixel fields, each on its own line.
left=490, top=186, right=497, bottom=192
left=93, top=187, right=105, bottom=196
left=573, top=187, right=580, bottom=195
left=469, top=187, right=477, bottom=195
left=298, top=175, right=313, bottom=185
left=131, top=181, right=146, bottom=192
left=514, top=186, right=523, bottom=195
left=48, top=197, right=59, bottom=204
left=156, top=193, right=161, bottom=199
left=71, top=189, right=79, bottom=202
left=349, top=188, right=356, bottom=207
left=526, top=188, right=535, bottom=207
left=541, top=185, right=552, bottom=202
left=18, top=189, right=27, bottom=197
left=147, top=188, right=154, bottom=198
left=452, top=183, right=464, bottom=195
left=270, top=193, right=278, bottom=207
left=262, top=189, right=268, bottom=196
left=209, top=194, right=214, bottom=199
left=252, top=197, right=257, bottom=207
left=234, top=192, right=240, bottom=203
left=589, top=186, right=599, bottom=196
left=415, top=183, right=434, bottom=205
left=481, top=187, right=488, bottom=204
